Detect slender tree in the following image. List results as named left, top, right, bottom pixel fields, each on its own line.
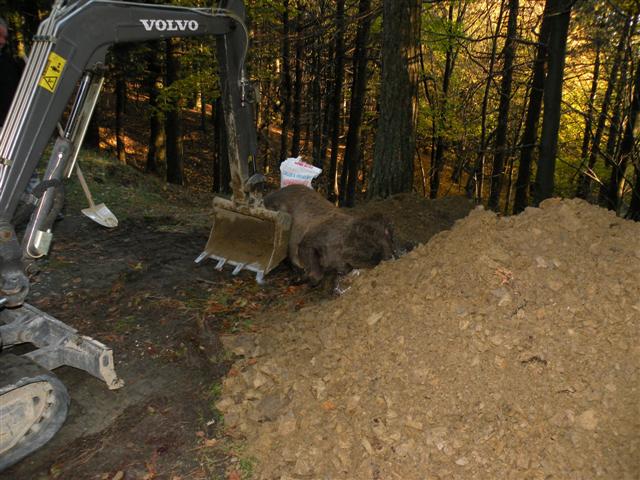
left=488, top=0, right=519, bottom=210
left=327, top=0, right=346, bottom=202
left=576, top=15, right=632, bottom=199
left=620, top=62, right=640, bottom=219
left=114, top=51, right=127, bottom=165
left=319, top=43, right=334, bottom=169
left=279, top=0, right=293, bottom=162
left=213, top=97, right=231, bottom=194
left=533, top=0, right=572, bottom=205
left=165, top=37, right=184, bottom=185
left=600, top=33, right=633, bottom=207
left=369, top=0, right=421, bottom=199
left=310, top=3, right=326, bottom=169
left=467, top=0, right=506, bottom=201
left=145, top=44, right=165, bottom=174
left=579, top=43, right=601, bottom=171
left=339, top=0, right=374, bottom=207
left=84, top=112, right=101, bottom=151
left=429, top=3, right=457, bottom=199
left=513, top=0, right=554, bottom=213
left=290, top=2, right=304, bottom=158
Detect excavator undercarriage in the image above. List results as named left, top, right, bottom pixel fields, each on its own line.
left=0, top=0, right=289, bottom=470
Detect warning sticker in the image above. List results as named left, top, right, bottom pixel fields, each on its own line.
left=38, top=51, right=66, bottom=93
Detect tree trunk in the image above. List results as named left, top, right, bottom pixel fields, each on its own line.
left=309, top=2, right=328, bottom=169
left=115, top=75, right=127, bottom=165
left=513, top=0, right=554, bottom=213
left=319, top=43, right=335, bottom=171
left=619, top=62, right=640, bottom=219
left=630, top=168, right=640, bottom=221
left=279, top=0, right=292, bottom=162
left=200, top=87, right=207, bottom=133
left=290, top=4, right=304, bottom=157
left=466, top=0, right=505, bottom=201
left=214, top=97, right=231, bottom=194
left=310, top=19, right=324, bottom=168
left=368, top=0, right=421, bottom=199
left=145, top=44, right=164, bottom=174
left=600, top=32, right=633, bottom=208
left=576, top=16, right=631, bottom=199
left=327, top=0, right=346, bottom=202
left=504, top=80, right=531, bottom=214
left=429, top=3, right=456, bottom=199
left=533, top=0, right=572, bottom=205
left=165, top=38, right=183, bottom=186
left=579, top=43, right=601, bottom=170
left=84, top=110, right=101, bottom=150
left=258, top=76, right=273, bottom=172
left=339, top=0, right=373, bottom=207
left=607, top=70, right=638, bottom=212
left=488, top=0, right=519, bottom=211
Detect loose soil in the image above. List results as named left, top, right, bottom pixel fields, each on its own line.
left=216, top=198, right=640, bottom=480
left=1, top=163, right=475, bottom=480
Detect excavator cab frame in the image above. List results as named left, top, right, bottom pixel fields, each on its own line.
left=0, top=0, right=288, bottom=470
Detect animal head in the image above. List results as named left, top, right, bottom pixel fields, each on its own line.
left=342, top=213, right=394, bottom=269
left=297, top=212, right=395, bottom=285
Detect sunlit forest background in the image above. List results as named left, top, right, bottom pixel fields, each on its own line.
left=2, top=0, right=639, bottom=218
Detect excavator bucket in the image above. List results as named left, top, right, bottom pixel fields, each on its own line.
left=196, top=196, right=291, bottom=283
left=195, top=0, right=292, bottom=283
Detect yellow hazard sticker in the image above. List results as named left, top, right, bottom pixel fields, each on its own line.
left=38, top=51, right=66, bottom=93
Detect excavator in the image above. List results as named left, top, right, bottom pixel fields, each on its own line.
left=0, top=0, right=290, bottom=470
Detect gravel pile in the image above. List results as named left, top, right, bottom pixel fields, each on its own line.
left=217, top=198, right=640, bottom=479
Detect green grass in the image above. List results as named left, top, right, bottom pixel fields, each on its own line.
left=238, top=456, right=257, bottom=479
left=208, top=382, right=222, bottom=399
left=44, top=257, right=75, bottom=269
left=113, top=314, right=138, bottom=334
left=63, top=149, right=212, bottom=227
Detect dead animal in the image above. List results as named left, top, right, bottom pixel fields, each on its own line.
left=264, top=184, right=394, bottom=284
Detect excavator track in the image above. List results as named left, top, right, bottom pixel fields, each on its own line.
left=0, top=354, right=69, bottom=471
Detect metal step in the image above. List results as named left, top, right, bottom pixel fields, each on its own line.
left=0, top=303, right=124, bottom=390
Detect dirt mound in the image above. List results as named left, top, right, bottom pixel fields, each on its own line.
left=353, top=192, right=474, bottom=252
left=216, top=198, right=640, bottom=479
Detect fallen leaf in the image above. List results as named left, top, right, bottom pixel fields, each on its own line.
left=495, top=267, right=513, bottom=284
left=203, top=438, right=218, bottom=447
left=321, top=400, right=337, bottom=411
left=227, top=470, right=242, bottom=480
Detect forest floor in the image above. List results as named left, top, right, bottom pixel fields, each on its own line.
left=0, top=151, right=475, bottom=479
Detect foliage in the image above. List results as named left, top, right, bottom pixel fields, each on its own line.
left=2, top=0, right=639, bottom=214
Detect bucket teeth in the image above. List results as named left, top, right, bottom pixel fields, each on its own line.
left=195, top=252, right=268, bottom=284
left=232, top=264, right=245, bottom=276
left=215, top=258, right=227, bottom=271
left=198, top=196, right=291, bottom=283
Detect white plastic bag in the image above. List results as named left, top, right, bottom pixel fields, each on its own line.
left=279, top=157, right=322, bottom=188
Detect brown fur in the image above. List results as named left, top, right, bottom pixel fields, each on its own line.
left=264, top=185, right=394, bottom=284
